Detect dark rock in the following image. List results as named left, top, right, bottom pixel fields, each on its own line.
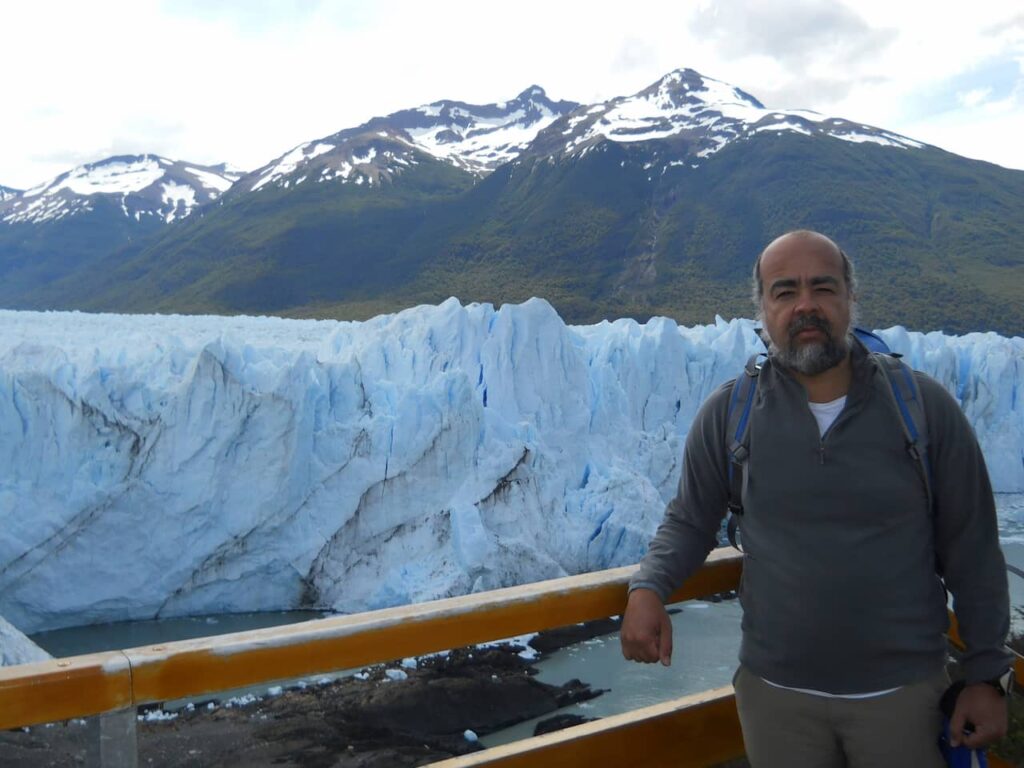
left=344, top=672, right=567, bottom=736
left=528, top=616, right=622, bottom=654
left=533, top=713, right=598, bottom=736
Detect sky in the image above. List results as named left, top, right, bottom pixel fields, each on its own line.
left=1, top=0, right=1022, bottom=189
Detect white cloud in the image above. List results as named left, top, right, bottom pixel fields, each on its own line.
left=1, top=0, right=1022, bottom=188
left=958, top=87, right=994, bottom=108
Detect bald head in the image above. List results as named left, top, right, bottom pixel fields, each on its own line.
left=751, top=230, right=857, bottom=308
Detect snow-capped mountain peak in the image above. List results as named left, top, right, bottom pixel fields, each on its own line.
left=640, top=68, right=768, bottom=115
left=241, top=128, right=427, bottom=194
left=544, top=67, right=925, bottom=165
left=239, top=87, right=583, bottom=194
left=0, top=185, right=21, bottom=204
left=22, top=155, right=167, bottom=198
left=396, top=85, right=579, bottom=173
left=1, top=155, right=243, bottom=226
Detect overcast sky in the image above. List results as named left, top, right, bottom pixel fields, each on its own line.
left=2, top=0, right=1022, bottom=189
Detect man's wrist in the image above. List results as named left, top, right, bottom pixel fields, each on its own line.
left=971, top=668, right=1014, bottom=697
left=627, top=582, right=667, bottom=602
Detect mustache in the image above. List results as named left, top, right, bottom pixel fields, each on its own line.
left=788, top=315, right=833, bottom=340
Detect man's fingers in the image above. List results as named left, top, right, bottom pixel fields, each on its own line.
left=620, top=629, right=657, bottom=662
left=961, top=720, right=1007, bottom=749
left=960, top=721, right=1004, bottom=749
left=659, top=613, right=673, bottom=666
left=961, top=726, right=985, bottom=750
left=622, top=638, right=657, bottom=663
left=645, top=635, right=662, bottom=664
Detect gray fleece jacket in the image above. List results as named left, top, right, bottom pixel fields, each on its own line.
left=630, top=340, right=1011, bottom=694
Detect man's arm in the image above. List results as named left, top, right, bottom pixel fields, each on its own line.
left=622, top=382, right=734, bottom=664
left=920, top=374, right=1012, bottom=747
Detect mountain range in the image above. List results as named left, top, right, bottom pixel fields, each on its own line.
left=2, top=68, right=1022, bottom=335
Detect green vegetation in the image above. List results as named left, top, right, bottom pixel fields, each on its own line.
left=992, top=689, right=1024, bottom=765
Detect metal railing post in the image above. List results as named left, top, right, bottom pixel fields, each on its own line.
left=85, top=708, right=138, bottom=768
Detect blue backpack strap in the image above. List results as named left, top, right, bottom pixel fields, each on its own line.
left=872, top=352, right=933, bottom=513
left=852, top=327, right=890, bottom=354
left=871, top=352, right=946, bottom=597
left=849, top=330, right=933, bottom=509
left=724, top=354, right=763, bottom=550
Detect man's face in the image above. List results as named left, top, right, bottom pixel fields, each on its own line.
left=758, top=235, right=853, bottom=376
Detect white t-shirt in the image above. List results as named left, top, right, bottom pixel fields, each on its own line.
left=808, top=395, right=846, bottom=436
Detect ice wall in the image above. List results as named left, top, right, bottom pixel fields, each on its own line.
left=0, top=615, right=51, bottom=666
left=877, top=326, right=1024, bottom=494
left=0, top=300, right=1020, bottom=632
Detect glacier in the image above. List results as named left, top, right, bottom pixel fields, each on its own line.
left=0, top=615, right=51, bottom=666
left=0, top=299, right=1021, bottom=634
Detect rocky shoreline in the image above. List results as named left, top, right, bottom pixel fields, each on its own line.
left=0, top=626, right=617, bottom=768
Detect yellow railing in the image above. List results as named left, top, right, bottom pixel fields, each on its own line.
left=0, top=549, right=741, bottom=732
left=1, top=547, right=1020, bottom=768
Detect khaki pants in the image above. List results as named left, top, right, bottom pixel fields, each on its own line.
left=733, top=665, right=948, bottom=768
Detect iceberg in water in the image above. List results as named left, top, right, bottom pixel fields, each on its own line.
left=0, top=299, right=1020, bottom=633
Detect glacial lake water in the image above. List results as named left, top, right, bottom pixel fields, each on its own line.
left=30, top=610, right=330, bottom=658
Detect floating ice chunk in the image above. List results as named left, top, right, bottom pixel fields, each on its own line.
left=139, top=709, right=178, bottom=722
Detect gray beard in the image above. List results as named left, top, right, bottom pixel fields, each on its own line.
left=768, top=314, right=853, bottom=376
left=770, top=334, right=850, bottom=375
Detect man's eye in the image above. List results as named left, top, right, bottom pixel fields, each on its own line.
left=776, top=290, right=794, bottom=298
left=815, top=286, right=835, bottom=294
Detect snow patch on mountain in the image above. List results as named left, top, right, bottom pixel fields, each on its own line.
left=0, top=300, right=1019, bottom=633
left=402, top=92, right=566, bottom=173
left=185, top=166, right=236, bottom=194
left=3, top=195, right=94, bottom=224
left=38, top=156, right=166, bottom=197
left=250, top=143, right=339, bottom=192
left=0, top=185, right=22, bottom=203
left=160, top=181, right=197, bottom=223
left=247, top=132, right=421, bottom=192
left=351, top=147, right=377, bottom=165
left=0, top=156, right=240, bottom=225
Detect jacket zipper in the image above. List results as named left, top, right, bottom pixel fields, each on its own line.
left=813, top=397, right=858, bottom=466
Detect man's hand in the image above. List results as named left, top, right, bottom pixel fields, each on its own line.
left=620, top=588, right=673, bottom=666
left=950, top=682, right=1008, bottom=748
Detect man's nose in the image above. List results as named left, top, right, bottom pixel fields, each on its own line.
left=793, top=288, right=820, bottom=314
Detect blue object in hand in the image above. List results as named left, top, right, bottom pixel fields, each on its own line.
left=938, top=680, right=988, bottom=768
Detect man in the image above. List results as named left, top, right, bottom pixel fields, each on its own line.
left=621, top=230, right=1012, bottom=766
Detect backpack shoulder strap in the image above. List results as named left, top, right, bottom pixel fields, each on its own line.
left=725, top=354, right=763, bottom=550
left=872, top=352, right=933, bottom=512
